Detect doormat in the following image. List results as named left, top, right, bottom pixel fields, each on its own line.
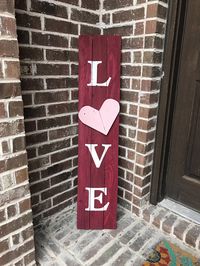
left=142, top=240, right=200, bottom=266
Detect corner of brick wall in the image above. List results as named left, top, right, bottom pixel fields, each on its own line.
left=101, top=0, right=168, bottom=216
left=15, top=0, right=101, bottom=227
left=0, top=0, right=35, bottom=264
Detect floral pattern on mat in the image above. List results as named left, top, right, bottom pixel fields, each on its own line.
left=142, top=240, right=200, bottom=266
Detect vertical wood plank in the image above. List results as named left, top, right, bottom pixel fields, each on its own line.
left=77, top=35, right=121, bottom=229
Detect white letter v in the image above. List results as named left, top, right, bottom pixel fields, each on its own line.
left=85, top=144, right=111, bottom=168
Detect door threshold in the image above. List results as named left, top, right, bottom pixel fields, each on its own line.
left=159, top=198, right=200, bottom=225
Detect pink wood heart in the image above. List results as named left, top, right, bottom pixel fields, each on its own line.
left=78, top=99, right=120, bottom=135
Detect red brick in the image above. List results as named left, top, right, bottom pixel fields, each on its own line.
left=36, top=63, right=69, bottom=76
left=4, top=153, right=27, bottom=173
left=143, top=66, right=162, bottom=78
left=138, top=118, right=156, bottom=131
left=119, top=158, right=134, bottom=171
left=7, top=204, right=17, bottom=218
left=145, top=36, right=163, bottom=49
left=32, top=32, right=68, bottom=47
left=15, top=0, right=27, bottom=10
left=49, top=126, right=77, bottom=140
left=142, top=205, right=157, bottom=222
left=37, top=116, right=70, bottom=130
left=19, top=198, right=31, bottom=213
left=21, top=78, right=44, bottom=90
left=9, top=101, right=23, bottom=117
left=121, top=65, right=141, bottom=76
left=174, top=220, right=190, bottom=240
left=121, top=90, right=138, bottom=102
left=25, top=106, right=46, bottom=119
left=34, top=91, right=69, bottom=104
left=136, top=142, right=154, bottom=154
left=0, top=212, right=32, bottom=238
left=29, top=156, right=49, bottom=172
left=0, top=119, right=24, bottom=138
left=16, top=13, right=41, bottom=29
left=71, top=9, right=99, bottom=24
left=162, top=214, right=178, bottom=234
left=13, top=136, right=26, bottom=153
left=143, top=51, right=162, bottom=64
left=113, top=8, right=144, bottom=23
left=0, top=239, right=9, bottom=254
left=132, top=79, right=140, bottom=90
left=152, top=209, right=168, bottom=228
left=134, top=175, right=150, bottom=187
left=0, top=83, right=21, bottom=99
left=122, top=37, right=143, bottom=49
left=0, top=17, right=16, bottom=37
left=0, top=238, right=34, bottom=265
left=43, top=199, right=72, bottom=218
left=59, top=0, right=78, bottom=5
left=102, top=13, right=110, bottom=24
left=21, top=226, right=34, bottom=241
left=46, top=77, right=78, bottom=89
left=0, top=103, right=7, bottom=118
left=122, top=52, right=131, bottom=63
left=48, top=102, right=78, bottom=115
left=0, top=63, right=3, bottom=78
left=1, top=141, right=10, bottom=154
left=31, top=180, right=50, bottom=194
left=0, top=0, right=14, bottom=13
left=22, top=94, right=32, bottom=106
left=45, top=18, right=78, bottom=34
left=19, top=47, right=43, bottom=60
left=119, top=136, right=135, bottom=150
left=41, top=160, right=72, bottom=178
left=146, top=20, right=165, bottom=34
left=81, top=0, right=99, bottom=10
left=139, top=106, right=157, bottom=119
left=135, top=165, right=152, bottom=177
left=104, top=25, right=133, bottom=36
left=53, top=187, right=77, bottom=205
left=24, top=251, right=35, bottom=265
left=137, top=130, right=155, bottom=143
left=15, top=168, right=28, bottom=184
left=70, top=37, right=78, bottom=48
left=133, top=51, right=142, bottom=63
left=140, top=92, right=159, bottom=105
left=185, top=225, right=200, bottom=248
left=31, top=0, right=68, bottom=18
left=38, top=139, right=70, bottom=155
left=17, top=29, right=29, bottom=44
left=135, top=22, right=144, bottom=35
left=80, top=25, right=101, bottom=35
left=4, top=61, right=20, bottom=79
left=26, top=132, right=47, bottom=147
left=41, top=181, right=71, bottom=200
left=120, top=114, right=137, bottom=127
left=141, top=79, right=160, bottom=91
left=147, top=3, right=167, bottom=19
left=0, top=209, right=6, bottom=223
left=104, top=0, right=132, bottom=10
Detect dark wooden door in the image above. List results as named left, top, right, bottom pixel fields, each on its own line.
left=166, top=0, right=200, bottom=212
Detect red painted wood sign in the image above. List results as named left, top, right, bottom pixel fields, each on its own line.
left=77, top=35, right=121, bottom=229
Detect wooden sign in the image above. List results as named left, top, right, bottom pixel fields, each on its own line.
left=77, top=35, right=121, bottom=229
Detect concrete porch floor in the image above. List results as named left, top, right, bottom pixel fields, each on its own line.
left=35, top=206, right=200, bottom=266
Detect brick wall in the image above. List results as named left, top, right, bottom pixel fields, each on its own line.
left=15, top=0, right=101, bottom=227
left=101, top=0, right=168, bottom=215
left=0, top=0, right=35, bottom=265
left=15, top=0, right=168, bottom=227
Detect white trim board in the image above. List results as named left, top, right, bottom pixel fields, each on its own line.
left=159, top=198, right=200, bottom=225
